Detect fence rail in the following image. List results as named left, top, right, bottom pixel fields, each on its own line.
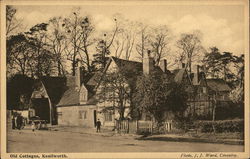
left=116, top=120, right=154, bottom=134
left=115, top=120, right=173, bottom=134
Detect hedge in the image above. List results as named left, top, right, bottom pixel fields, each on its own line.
left=194, top=119, right=244, bottom=133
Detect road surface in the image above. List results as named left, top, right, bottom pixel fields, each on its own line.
left=7, top=128, right=244, bottom=152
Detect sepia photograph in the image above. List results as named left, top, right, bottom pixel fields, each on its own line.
left=1, top=0, right=249, bottom=158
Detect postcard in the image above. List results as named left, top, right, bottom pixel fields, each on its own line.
left=1, top=0, right=249, bottom=158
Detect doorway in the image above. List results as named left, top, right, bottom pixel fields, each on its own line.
left=93, top=110, right=97, bottom=127
left=31, top=98, right=50, bottom=123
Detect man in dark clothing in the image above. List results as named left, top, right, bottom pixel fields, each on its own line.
left=96, top=119, right=101, bottom=133
left=16, top=115, right=23, bottom=130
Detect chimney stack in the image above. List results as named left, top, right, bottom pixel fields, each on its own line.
left=143, top=50, right=154, bottom=75
left=193, top=65, right=200, bottom=85
left=75, top=60, right=83, bottom=89
left=160, top=59, right=167, bottom=73
left=179, top=62, right=185, bottom=69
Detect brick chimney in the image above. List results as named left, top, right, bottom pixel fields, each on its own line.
left=160, top=59, right=167, bottom=73
left=193, top=65, right=200, bottom=85
left=143, top=50, right=154, bottom=75
left=75, top=60, right=83, bottom=89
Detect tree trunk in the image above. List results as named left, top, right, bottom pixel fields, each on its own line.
left=58, top=61, right=61, bottom=76
left=212, top=93, right=217, bottom=133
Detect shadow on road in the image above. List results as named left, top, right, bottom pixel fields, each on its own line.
left=135, top=135, right=244, bottom=145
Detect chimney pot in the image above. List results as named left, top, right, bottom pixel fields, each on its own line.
left=182, top=63, right=185, bottom=68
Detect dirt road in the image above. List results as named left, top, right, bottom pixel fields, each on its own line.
left=7, top=129, right=244, bottom=152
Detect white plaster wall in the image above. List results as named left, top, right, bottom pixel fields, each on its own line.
left=57, top=105, right=97, bottom=127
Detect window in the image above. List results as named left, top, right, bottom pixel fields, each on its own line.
left=79, top=111, right=87, bottom=119
left=104, top=112, right=113, bottom=121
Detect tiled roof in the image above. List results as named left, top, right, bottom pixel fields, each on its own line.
left=56, top=85, right=80, bottom=106
left=57, top=76, right=97, bottom=107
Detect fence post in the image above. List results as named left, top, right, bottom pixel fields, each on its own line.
left=136, top=120, right=138, bottom=133
left=151, top=120, right=153, bottom=134
left=127, top=120, right=129, bottom=133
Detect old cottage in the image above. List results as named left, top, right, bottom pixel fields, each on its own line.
left=55, top=52, right=232, bottom=128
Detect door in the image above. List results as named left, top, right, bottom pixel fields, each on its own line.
left=93, top=110, right=97, bottom=127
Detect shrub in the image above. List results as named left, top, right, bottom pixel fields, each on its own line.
left=194, top=119, right=244, bottom=133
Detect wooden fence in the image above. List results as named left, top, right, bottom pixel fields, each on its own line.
left=116, top=120, right=173, bottom=134
left=115, top=120, right=153, bottom=134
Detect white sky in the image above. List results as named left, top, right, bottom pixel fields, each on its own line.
left=13, top=2, right=246, bottom=60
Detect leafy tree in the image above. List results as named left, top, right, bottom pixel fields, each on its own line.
left=25, top=23, right=55, bottom=77
left=96, top=68, right=131, bottom=120
left=203, top=47, right=237, bottom=83
left=134, top=71, right=188, bottom=129
left=229, top=54, right=244, bottom=118
left=7, top=34, right=34, bottom=76
left=92, top=18, right=118, bottom=71
left=233, top=54, right=244, bottom=87
left=92, top=39, right=111, bottom=70
left=7, top=74, right=34, bottom=110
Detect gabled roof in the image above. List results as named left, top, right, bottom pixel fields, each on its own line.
left=56, top=78, right=80, bottom=106
left=206, top=79, right=231, bottom=92
left=57, top=75, right=97, bottom=107
left=31, top=76, right=66, bottom=106
left=87, top=56, right=164, bottom=89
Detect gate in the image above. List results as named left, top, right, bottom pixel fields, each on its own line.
left=115, top=120, right=153, bottom=134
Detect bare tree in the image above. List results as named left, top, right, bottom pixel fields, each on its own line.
left=48, top=17, right=67, bottom=76
left=62, top=9, right=95, bottom=75
left=135, top=23, right=150, bottom=61
left=6, top=6, right=22, bottom=37
left=150, top=26, right=171, bottom=66
left=112, top=17, right=136, bottom=60
left=176, top=31, right=204, bottom=73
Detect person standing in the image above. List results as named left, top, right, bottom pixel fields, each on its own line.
left=12, top=115, right=16, bottom=129
left=96, top=119, right=101, bottom=133
left=31, top=121, right=35, bottom=132
left=16, top=114, right=23, bottom=130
